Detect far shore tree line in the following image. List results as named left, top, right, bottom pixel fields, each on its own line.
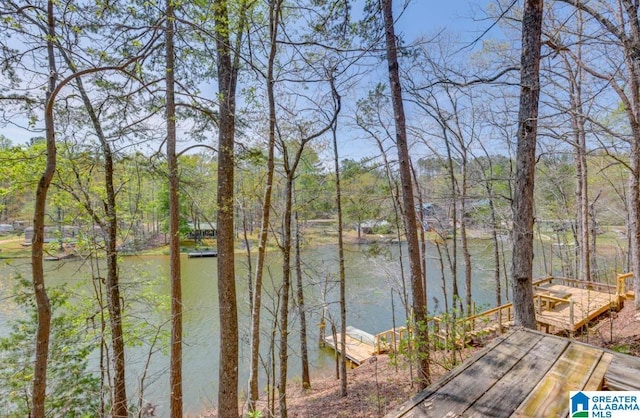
left=1, top=0, right=640, bottom=417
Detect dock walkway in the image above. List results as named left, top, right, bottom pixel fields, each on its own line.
left=323, top=326, right=376, bottom=366
left=324, top=274, right=636, bottom=366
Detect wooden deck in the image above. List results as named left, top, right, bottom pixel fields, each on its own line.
left=385, top=329, right=640, bottom=418
left=534, top=283, right=617, bottom=333
left=326, top=274, right=635, bottom=367
left=323, top=326, right=376, bottom=366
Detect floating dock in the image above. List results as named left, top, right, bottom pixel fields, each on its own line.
left=323, top=326, right=376, bottom=366
left=187, top=250, right=218, bottom=258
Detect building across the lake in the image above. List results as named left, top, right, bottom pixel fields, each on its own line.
left=187, top=221, right=217, bottom=240
left=24, top=225, right=79, bottom=244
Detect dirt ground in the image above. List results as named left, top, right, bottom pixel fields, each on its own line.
left=588, top=302, right=640, bottom=356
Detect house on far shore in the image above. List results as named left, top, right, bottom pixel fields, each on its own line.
left=416, top=202, right=448, bottom=232
left=187, top=221, right=217, bottom=241
left=24, top=225, right=79, bottom=245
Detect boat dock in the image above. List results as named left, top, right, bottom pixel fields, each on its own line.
left=323, top=273, right=636, bottom=365
left=187, top=250, right=218, bottom=258
left=323, top=326, right=376, bottom=366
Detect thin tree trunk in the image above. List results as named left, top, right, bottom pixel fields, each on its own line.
left=561, top=12, right=590, bottom=283
left=294, top=206, right=310, bottom=389
left=278, top=176, right=294, bottom=418
left=248, top=0, right=281, bottom=409
left=54, top=39, right=130, bottom=414
left=381, top=0, right=428, bottom=388
left=78, top=85, right=127, bottom=418
left=511, top=0, right=544, bottom=329
left=442, top=128, right=460, bottom=309
left=166, top=1, right=183, bottom=414
left=31, top=3, right=57, bottom=414
left=489, top=197, right=502, bottom=307
left=459, top=153, right=472, bottom=316
left=589, top=196, right=600, bottom=280
left=331, top=116, right=348, bottom=397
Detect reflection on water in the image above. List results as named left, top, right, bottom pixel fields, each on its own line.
left=0, top=242, right=512, bottom=414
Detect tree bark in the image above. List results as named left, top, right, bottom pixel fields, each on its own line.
left=73, top=70, right=128, bottom=418
left=294, top=205, right=310, bottom=389
left=248, top=0, right=281, bottom=410
left=278, top=175, right=294, bottom=418
left=166, top=1, right=183, bottom=415
left=214, top=0, right=239, bottom=416
left=331, top=109, right=348, bottom=397
left=556, top=0, right=640, bottom=311
left=31, top=3, right=57, bottom=414
left=511, top=0, right=544, bottom=329
left=381, top=0, right=429, bottom=388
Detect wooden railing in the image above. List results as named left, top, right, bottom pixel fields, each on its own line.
left=374, top=326, right=410, bottom=354
left=374, top=304, right=515, bottom=353
left=617, top=272, right=634, bottom=300
left=457, top=303, right=514, bottom=333
left=534, top=276, right=616, bottom=294
left=375, top=273, right=632, bottom=353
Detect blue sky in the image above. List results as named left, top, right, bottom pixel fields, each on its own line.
left=336, top=0, right=497, bottom=160
left=1, top=1, right=496, bottom=150
left=399, top=0, right=489, bottom=40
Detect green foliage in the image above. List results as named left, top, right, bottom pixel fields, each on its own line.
left=0, top=277, right=101, bottom=416
left=247, top=409, right=263, bottom=418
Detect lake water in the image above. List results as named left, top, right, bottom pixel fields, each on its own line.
left=0, top=241, right=520, bottom=415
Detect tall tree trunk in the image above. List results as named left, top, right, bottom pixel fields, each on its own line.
left=556, top=0, right=640, bottom=310
left=442, top=128, right=460, bottom=309
left=31, top=3, right=56, bottom=414
left=278, top=176, right=294, bottom=418
left=511, top=0, right=544, bottom=329
left=294, top=206, right=310, bottom=389
left=73, top=75, right=128, bottom=418
left=459, top=153, right=473, bottom=316
left=331, top=116, right=348, bottom=397
left=589, top=196, right=599, bottom=280
left=561, top=11, right=590, bottom=282
left=214, top=0, right=239, bottom=415
left=381, top=0, right=428, bottom=388
left=165, top=1, right=183, bottom=415
left=53, top=33, right=131, bottom=412
left=248, top=0, right=281, bottom=409
left=624, top=0, right=640, bottom=311
left=489, top=198, right=502, bottom=306
left=103, top=126, right=128, bottom=418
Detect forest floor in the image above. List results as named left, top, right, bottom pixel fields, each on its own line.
left=212, top=303, right=640, bottom=418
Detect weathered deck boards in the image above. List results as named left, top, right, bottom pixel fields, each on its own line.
left=385, top=329, right=640, bottom=418
left=513, top=343, right=603, bottom=417
left=323, top=326, right=375, bottom=366
left=404, top=331, right=540, bottom=418
left=534, top=284, right=617, bottom=333
left=606, top=352, right=640, bottom=391
left=463, top=333, right=569, bottom=418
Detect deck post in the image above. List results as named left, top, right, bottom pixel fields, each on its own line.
left=569, top=300, right=574, bottom=331
left=392, top=328, right=397, bottom=353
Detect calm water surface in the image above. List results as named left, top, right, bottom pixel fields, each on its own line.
left=0, top=241, right=519, bottom=415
